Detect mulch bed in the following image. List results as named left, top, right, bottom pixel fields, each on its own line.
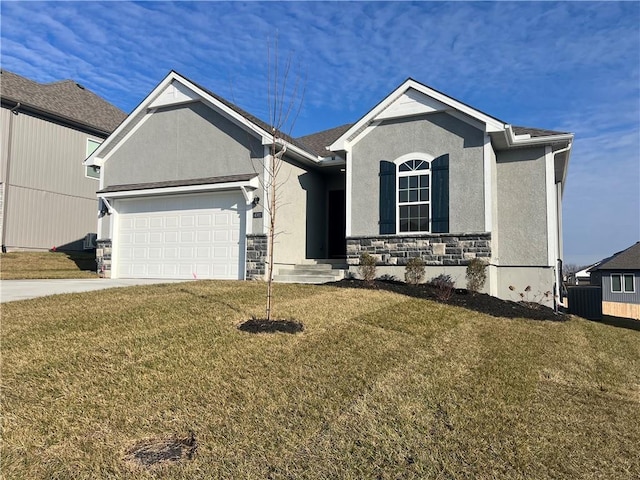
left=326, top=279, right=567, bottom=322
left=238, top=318, right=304, bottom=334
left=124, top=431, right=197, bottom=468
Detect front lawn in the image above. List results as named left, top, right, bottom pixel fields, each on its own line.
left=0, top=251, right=97, bottom=279
left=2, top=281, right=638, bottom=479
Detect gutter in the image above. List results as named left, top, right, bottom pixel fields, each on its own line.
left=553, top=142, right=573, bottom=190
left=504, top=125, right=574, bottom=147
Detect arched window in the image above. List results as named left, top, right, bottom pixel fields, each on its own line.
left=398, top=159, right=431, bottom=232
left=379, top=153, right=448, bottom=235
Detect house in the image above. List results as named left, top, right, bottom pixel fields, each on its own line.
left=565, top=264, right=596, bottom=286
left=0, top=70, right=126, bottom=251
left=573, top=266, right=595, bottom=285
left=85, top=71, right=573, bottom=307
left=588, top=242, right=640, bottom=320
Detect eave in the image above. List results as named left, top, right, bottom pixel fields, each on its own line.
left=1, top=97, right=112, bottom=137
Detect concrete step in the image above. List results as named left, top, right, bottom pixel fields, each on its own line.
left=274, top=262, right=346, bottom=284
left=273, top=274, right=342, bottom=284
left=281, top=266, right=337, bottom=275
left=298, top=259, right=348, bottom=268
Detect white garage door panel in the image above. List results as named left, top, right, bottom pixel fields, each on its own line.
left=115, top=192, right=244, bottom=280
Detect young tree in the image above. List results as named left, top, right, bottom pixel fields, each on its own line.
left=261, top=40, right=305, bottom=321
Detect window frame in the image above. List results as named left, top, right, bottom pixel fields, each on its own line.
left=85, top=138, right=102, bottom=180
left=394, top=153, right=434, bottom=235
left=611, top=273, right=635, bottom=293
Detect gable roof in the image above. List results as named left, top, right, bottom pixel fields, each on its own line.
left=87, top=70, right=322, bottom=167
left=329, top=77, right=573, bottom=152
left=0, top=69, right=126, bottom=135
left=591, top=242, right=640, bottom=271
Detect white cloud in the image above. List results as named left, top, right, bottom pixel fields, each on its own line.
left=1, top=0, right=637, bottom=264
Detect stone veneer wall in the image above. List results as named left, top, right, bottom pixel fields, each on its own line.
left=347, top=233, right=491, bottom=266
left=246, top=234, right=267, bottom=279
left=96, top=239, right=112, bottom=278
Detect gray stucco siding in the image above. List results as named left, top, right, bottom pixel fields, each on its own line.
left=495, top=147, right=548, bottom=266
left=350, top=112, right=485, bottom=237
left=601, top=271, right=640, bottom=304
left=104, top=102, right=263, bottom=187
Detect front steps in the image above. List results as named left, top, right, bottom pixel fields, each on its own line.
left=273, top=260, right=347, bottom=284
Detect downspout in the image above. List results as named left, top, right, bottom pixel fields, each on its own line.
left=2, top=102, right=21, bottom=253
left=552, top=142, right=572, bottom=311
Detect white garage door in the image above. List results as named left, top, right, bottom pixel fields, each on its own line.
left=114, top=192, right=244, bottom=279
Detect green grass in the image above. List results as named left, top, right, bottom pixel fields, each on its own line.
left=2, top=281, right=639, bottom=479
left=0, top=251, right=97, bottom=279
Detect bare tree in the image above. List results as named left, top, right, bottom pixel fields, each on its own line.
left=260, top=39, right=305, bottom=321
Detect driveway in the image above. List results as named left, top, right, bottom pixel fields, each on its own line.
left=0, top=278, right=193, bottom=303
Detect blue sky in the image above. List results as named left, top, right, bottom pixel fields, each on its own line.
left=1, top=1, right=638, bottom=265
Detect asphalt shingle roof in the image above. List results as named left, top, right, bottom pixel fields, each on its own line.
left=296, top=124, right=354, bottom=156
left=0, top=69, right=126, bottom=134
left=512, top=126, right=570, bottom=137
left=592, top=242, right=640, bottom=271
left=97, top=173, right=258, bottom=194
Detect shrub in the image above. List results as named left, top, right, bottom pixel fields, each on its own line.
left=358, top=253, right=377, bottom=284
left=509, top=285, right=552, bottom=308
left=430, top=274, right=455, bottom=302
left=405, top=257, right=426, bottom=285
left=466, top=258, right=487, bottom=293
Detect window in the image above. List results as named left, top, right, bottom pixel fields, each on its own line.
left=398, top=159, right=430, bottom=232
left=379, top=153, right=448, bottom=235
left=85, top=139, right=101, bottom=180
left=611, top=273, right=635, bottom=293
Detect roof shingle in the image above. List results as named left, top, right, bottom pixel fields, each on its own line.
left=296, top=124, right=354, bottom=157
left=592, top=242, right=640, bottom=271
left=512, top=126, right=570, bottom=137
left=0, top=69, right=126, bottom=134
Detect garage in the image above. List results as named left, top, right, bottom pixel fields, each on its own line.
left=113, top=192, right=245, bottom=279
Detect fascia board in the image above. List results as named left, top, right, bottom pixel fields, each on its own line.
left=329, top=80, right=413, bottom=151
left=505, top=125, right=574, bottom=147
left=86, top=71, right=277, bottom=167
left=329, top=79, right=506, bottom=151
left=177, top=74, right=270, bottom=141
left=318, top=157, right=346, bottom=167
left=100, top=178, right=259, bottom=199
left=261, top=136, right=321, bottom=164
left=403, top=80, right=505, bottom=132
left=85, top=73, right=178, bottom=167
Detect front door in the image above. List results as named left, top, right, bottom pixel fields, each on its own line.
left=328, top=190, right=346, bottom=258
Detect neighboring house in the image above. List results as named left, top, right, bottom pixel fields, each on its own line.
left=566, top=265, right=596, bottom=286
left=86, top=71, right=573, bottom=307
left=588, top=242, right=640, bottom=320
left=0, top=70, right=126, bottom=251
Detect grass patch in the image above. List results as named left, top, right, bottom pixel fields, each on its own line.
left=2, top=281, right=639, bottom=478
left=0, top=251, right=97, bottom=279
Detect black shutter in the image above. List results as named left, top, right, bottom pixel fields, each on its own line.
left=431, top=154, right=449, bottom=233
left=379, top=160, right=396, bottom=234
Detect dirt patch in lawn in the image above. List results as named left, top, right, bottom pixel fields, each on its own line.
left=238, top=318, right=305, bottom=334
left=124, top=432, right=197, bottom=468
left=327, top=279, right=567, bottom=322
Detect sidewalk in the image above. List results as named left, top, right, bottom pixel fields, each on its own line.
left=0, top=278, right=192, bottom=303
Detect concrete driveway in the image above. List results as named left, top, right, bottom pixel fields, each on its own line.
left=0, top=278, right=193, bottom=303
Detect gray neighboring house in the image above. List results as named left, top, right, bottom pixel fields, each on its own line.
left=0, top=70, right=126, bottom=251
left=86, top=71, right=573, bottom=307
left=588, top=242, right=640, bottom=320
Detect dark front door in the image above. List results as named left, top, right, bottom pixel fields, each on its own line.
left=328, top=190, right=346, bottom=258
